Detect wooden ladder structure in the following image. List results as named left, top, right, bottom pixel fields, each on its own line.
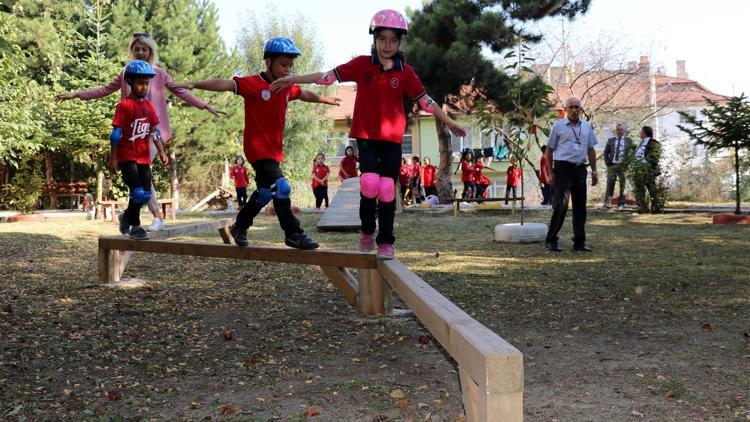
left=97, top=227, right=523, bottom=421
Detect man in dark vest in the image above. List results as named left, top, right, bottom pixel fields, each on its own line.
left=603, top=123, right=633, bottom=209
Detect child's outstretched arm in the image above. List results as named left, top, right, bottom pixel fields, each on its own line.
left=419, top=95, right=467, bottom=138
left=299, top=90, right=341, bottom=106
left=172, top=79, right=236, bottom=93
left=270, top=70, right=335, bottom=92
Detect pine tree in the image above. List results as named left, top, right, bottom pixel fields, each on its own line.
left=406, top=0, right=591, bottom=200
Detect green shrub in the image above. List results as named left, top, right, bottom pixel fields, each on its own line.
left=0, top=159, right=43, bottom=214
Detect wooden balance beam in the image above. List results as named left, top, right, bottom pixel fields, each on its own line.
left=99, top=218, right=233, bottom=283
left=453, top=197, right=525, bottom=216
left=95, top=233, right=522, bottom=421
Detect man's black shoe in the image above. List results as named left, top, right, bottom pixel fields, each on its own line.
left=128, top=226, right=149, bottom=240
left=285, top=232, right=319, bottom=250
left=573, top=243, right=593, bottom=252
left=229, top=224, right=249, bottom=247
left=545, top=240, right=561, bottom=252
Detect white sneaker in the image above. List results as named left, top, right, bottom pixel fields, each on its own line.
left=148, top=218, right=165, bottom=231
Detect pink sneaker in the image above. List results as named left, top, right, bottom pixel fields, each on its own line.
left=376, top=243, right=395, bottom=260
left=359, top=233, right=375, bottom=252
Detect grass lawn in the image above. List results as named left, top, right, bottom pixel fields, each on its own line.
left=1, top=210, right=748, bottom=420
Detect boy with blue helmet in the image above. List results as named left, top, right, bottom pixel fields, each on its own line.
left=110, top=59, right=168, bottom=240
left=174, top=37, right=340, bottom=249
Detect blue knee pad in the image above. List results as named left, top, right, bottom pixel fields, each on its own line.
left=256, top=187, right=273, bottom=205
left=275, top=177, right=291, bottom=199
left=131, top=187, right=151, bottom=204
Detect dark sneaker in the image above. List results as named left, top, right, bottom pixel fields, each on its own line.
left=118, top=212, right=130, bottom=235
left=573, top=242, right=593, bottom=252
left=545, top=240, right=562, bottom=252
left=285, top=232, right=319, bottom=250
left=128, top=226, right=149, bottom=240
left=229, top=224, right=249, bottom=247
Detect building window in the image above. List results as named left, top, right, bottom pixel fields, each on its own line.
left=325, top=132, right=355, bottom=158
left=402, top=130, right=413, bottom=155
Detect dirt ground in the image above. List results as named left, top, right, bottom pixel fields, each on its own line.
left=1, top=209, right=748, bottom=421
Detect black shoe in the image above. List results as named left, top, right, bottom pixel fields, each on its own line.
left=545, top=240, right=561, bottom=252
left=118, top=212, right=130, bottom=235
left=128, top=226, right=149, bottom=240
left=573, top=243, right=592, bottom=252
left=285, top=232, right=319, bottom=250
left=229, top=224, right=249, bottom=247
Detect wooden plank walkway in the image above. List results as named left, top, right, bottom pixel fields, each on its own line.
left=316, top=177, right=361, bottom=231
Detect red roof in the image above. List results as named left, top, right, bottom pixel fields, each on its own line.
left=326, top=84, right=358, bottom=121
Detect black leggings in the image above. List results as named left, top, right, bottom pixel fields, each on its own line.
left=119, top=161, right=152, bottom=227
left=462, top=181, right=476, bottom=199
left=357, top=139, right=401, bottom=245
left=235, top=187, right=247, bottom=207
left=234, top=159, right=302, bottom=237
left=313, top=186, right=329, bottom=208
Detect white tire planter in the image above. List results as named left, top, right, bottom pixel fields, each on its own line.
left=494, top=222, right=547, bottom=243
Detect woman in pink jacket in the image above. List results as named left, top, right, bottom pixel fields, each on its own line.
left=56, top=32, right=223, bottom=231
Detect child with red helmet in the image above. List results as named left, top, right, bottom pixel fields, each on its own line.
left=270, top=9, right=465, bottom=259
left=109, top=60, right=168, bottom=240
left=174, top=37, right=340, bottom=250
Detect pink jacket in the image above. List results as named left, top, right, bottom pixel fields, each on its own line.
left=77, top=65, right=206, bottom=142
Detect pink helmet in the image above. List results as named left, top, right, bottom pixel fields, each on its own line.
left=369, top=9, right=408, bottom=35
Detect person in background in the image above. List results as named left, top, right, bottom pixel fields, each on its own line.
left=473, top=151, right=491, bottom=202
left=338, top=145, right=359, bottom=181
left=421, top=156, right=438, bottom=198
left=399, top=157, right=411, bottom=205
left=410, top=155, right=423, bottom=203
left=504, top=156, right=522, bottom=206
left=458, top=149, right=475, bottom=199
left=603, top=123, right=633, bottom=209
left=539, top=145, right=553, bottom=207
left=633, top=125, right=661, bottom=213
left=230, top=156, right=249, bottom=207
left=311, top=152, right=330, bottom=211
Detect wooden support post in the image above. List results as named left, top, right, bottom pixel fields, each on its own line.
left=218, top=226, right=231, bottom=244
left=321, top=266, right=359, bottom=308
left=357, top=269, right=374, bottom=315
left=98, top=237, right=109, bottom=283
left=110, top=250, right=124, bottom=283
left=459, top=366, right=480, bottom=422
left=356, top=269, right=392, bottom=316
left=454, top=198, right=460, bottom=216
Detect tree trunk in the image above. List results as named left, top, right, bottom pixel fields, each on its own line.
left=734, top=145, right=741, bottom=215
left=169, top=151, right=179, bottom=210
left=44, top=150, right=57, bottom=209
left=435, top=119, right=455, bottom=202
left=96, top=169, right=104, bottom=219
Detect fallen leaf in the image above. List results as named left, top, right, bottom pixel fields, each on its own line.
left=304, top=406, right=321, bottom=416
left=702, top=323, right=713, bottom=332
left=107, top=390, right=120, bottom=401
left=223, top=330, right=233, bottom=340
left=418, top=335, right=430, bottom=345
left=390, top=388, right=406, bottom=399
left=218, top=405, right=239, bottom=415
left=395, top=399, right=410, bottom=409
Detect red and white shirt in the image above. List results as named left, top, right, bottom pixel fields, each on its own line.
left=506, top=165, right=522, bottom=187
left=311, top=164, right=330, bottom=188
left=233, top=74, right=301, bottom=163
left=112, top=97, right=159, bottom=164
left=230, top=165, right=249, bottom=188
left=334, top=55, right=426, bottom=143
left=422, top=164, right=437, bottom=187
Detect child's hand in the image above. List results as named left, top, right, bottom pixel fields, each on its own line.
left=108, top=157, right=118, bottom=174
left=159, top=151, right=169, bottom=165
left=205, top=104, right=226, bottom=116
left=55, top=92, right=77, bottom=101
left=449, top=123, right=467, bottom=138
left=320, top=96, right=341, bottom=106
left=269, top=78, right=292, bottom=93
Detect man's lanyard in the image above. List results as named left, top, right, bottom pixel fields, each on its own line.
left=569, top=123, right=581, bottom=141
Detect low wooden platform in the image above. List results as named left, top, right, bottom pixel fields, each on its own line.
left=316, top=177, right=361, bottom=231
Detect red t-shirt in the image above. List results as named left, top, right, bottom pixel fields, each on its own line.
left=411, top=163, right=421, bottom=182
left=311, top=164, right=330, bottom=188
left=339, top=155, right=358, bottom=180
left=422, top=164, right=437, bottom=187
left=507, top=166, right=522, bottom=187
left=461, top=161, right=474, bottom=182
left=230, top=165, right=249, bottom=188
left=539, top=155, right=550, bottom=183
left=112, top=97, right=159, bottom=164
left=399, top=164, right=410, bottom=186
left=472, top=160, right=485, bottom=183
left=334, top=55, right=426, bottom=143
left=233, top=74, right=301, bottom=163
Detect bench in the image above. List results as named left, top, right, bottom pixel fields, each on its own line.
left=452, top=197, right=525, bottom=215
left=98, top=198, right=177, bottom=223
left=42, top=182, right=88, bottom=210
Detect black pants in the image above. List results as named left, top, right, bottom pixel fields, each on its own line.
left=119, top=161, right=152, bottom=227
left=235, top=187, right=247, bottom=207
left=424, top=186, right=437, bottom=197
left=546, top=161, right=588, bottom=244
left=234, top=159, right=302, bottom=237
left=541, top=183, right=554, bottom=205
left=313, top=185, right=329, bottom=208
left=604, top=164, right=626, bottom=206
left=504, top=185, right=518, bottom=204
left=357, top=139, right=401, bottom=245
left=462, top=181, right=476, bottom=199
left=475, top=184, right=488, bottom=203
left=400, top=184, right=408, bottom=203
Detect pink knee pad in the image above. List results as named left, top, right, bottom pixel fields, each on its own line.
left=360, top=172, right=379, bottom=199
left=378, top=176, right=395, bottom=202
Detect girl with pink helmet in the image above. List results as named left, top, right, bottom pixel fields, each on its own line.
left=270, top=9, right=465, bottom=260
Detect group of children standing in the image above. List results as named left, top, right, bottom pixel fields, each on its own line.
left=399, top=155, right=437, bottom=204
left=458, top=149, right=522, bottom=205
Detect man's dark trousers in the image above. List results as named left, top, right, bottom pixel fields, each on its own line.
left=546, top=161, right=588, bottom=244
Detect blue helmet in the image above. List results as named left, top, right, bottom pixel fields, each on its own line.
left=263, top=37, right=302, bottom=58
left=124, top=60, right=156, bottom=78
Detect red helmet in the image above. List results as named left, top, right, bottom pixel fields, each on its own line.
left=369, top=9, right=408, bottom=35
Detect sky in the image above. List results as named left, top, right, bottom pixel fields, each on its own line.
left=210, top=0, right=750, bottom=98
